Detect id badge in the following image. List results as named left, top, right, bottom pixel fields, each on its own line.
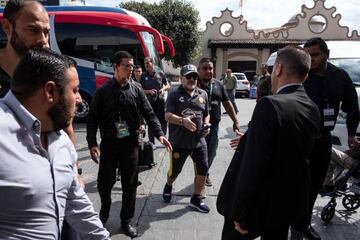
left=323, top=108, right=335, bottom=127
left=115, top=121, right=130, bottom=139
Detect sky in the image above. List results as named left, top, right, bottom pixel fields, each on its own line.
left=81, top=0, right=360, bottom=33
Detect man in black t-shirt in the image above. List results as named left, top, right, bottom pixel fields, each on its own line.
left=163, top=64, right=211, bottom=213
left=140, top=57, right=170, bottom=146
left=291, top=37, right=360, bottom=240
left=197, top=58, right=241, bottom=186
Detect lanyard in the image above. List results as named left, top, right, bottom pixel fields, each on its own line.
left=208, top=82, right=213, bottom=104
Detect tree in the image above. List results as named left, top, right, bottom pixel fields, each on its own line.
left=119, top=0, right=201, bottom=67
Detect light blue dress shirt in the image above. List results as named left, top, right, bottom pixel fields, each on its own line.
left=0, top=91, right=109, bottom=240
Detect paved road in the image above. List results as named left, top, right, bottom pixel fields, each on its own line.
left=75, top=98, right=360, bottom=239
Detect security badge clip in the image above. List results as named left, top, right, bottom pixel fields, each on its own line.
left=115, top=112, right=130, bottom=139
left=115, top=121, right=130, bottom=139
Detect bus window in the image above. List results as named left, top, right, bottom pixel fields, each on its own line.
left=55, top=23, right=145, bottom=75
left=0, top=27, right=6, bottom=49
left=140, top=31, right=163, bottom=71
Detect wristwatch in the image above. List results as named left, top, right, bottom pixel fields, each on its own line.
left=77, top=167, right=83, bottom=175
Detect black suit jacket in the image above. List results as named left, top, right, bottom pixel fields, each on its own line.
left=217, top=85, right=321, bottom=236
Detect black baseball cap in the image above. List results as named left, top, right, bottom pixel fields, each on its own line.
left=180, top=64, right=199, bottom=76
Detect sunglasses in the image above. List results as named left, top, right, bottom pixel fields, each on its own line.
left=185, top=74, right=198, bottom=80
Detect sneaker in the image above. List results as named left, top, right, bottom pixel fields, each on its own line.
left=163, top=184, right=172, bottom=203
left=189, top=195, right=210, bottom=213
left=205, top=177, right=213, bottom=187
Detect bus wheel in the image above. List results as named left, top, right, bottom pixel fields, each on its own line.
left=75, top=92, right=91, bottom=123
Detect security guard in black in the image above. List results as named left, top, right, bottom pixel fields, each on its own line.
left=86, top=51, right=172, bottom=236
left=86, top=79, right=164, bottom=145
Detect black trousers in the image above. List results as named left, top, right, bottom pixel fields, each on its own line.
left=97, top=136, right=139, bottom=224
left=222, top=218, right=289, bottom=240
left=148, top=99, right=167, bottom=144
left=292, top=133, right=332, bottom=230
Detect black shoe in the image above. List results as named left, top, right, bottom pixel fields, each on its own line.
left=121, top=223, right=138, bottom=238
left=163, top=184, right=172, bottom=203
left=303, top=226, right=321, bottom=240
left=290, top=229, right=304, bottom=240
left=99, top=208, right=109, bottom=224
left=318, top=185, right=335, bottom=196
left=189, top=195, right=210, bottom=213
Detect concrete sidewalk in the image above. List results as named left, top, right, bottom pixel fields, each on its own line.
left=75, top=99, right=360, bottom=239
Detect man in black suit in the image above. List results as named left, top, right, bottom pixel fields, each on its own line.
left=217, top=46, right=321, bottom=240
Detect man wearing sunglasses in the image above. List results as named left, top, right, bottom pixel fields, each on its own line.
left=163, top=64, right=211, bottom=213
left=86, top=51, right=172, bottom=238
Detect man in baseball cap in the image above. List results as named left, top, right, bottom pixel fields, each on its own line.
left=163, top=63, right=211, bottom=213
left=180, top=64, right=199, bottom=77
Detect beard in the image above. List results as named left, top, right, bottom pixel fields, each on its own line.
left=48, top=96, right=73, bottom=132
left=10, top=29, right=45, bottom=57
left=10, top=30, right=28, bottom=57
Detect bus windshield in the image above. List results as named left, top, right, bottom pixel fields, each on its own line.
left=55, top=23, right=145, bottom=76
left=140, top=31, right=163, bottom=72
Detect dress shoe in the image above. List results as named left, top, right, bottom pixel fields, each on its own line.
left=121, top=223, right=138, bottom=238
left=303, top=226, right=321, bottom=240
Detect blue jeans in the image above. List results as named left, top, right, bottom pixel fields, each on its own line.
left=226, top=90, right=238, bottom=113
left=205, top=122, right=219, bottom=174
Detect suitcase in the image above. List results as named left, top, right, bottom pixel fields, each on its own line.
left=138, top=141, right=154, bottom=168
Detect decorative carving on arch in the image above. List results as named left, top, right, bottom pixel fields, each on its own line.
left=203, top=0, right=360, bottom=42
left=284, top=0, right=360, bottom=40
left=204, top=8, right=255, bottom=40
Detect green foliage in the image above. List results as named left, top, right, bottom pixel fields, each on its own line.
left=119, top=0, right=201, bottom=67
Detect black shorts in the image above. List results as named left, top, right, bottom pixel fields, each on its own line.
left=167, top=145, right=208, bottom=177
